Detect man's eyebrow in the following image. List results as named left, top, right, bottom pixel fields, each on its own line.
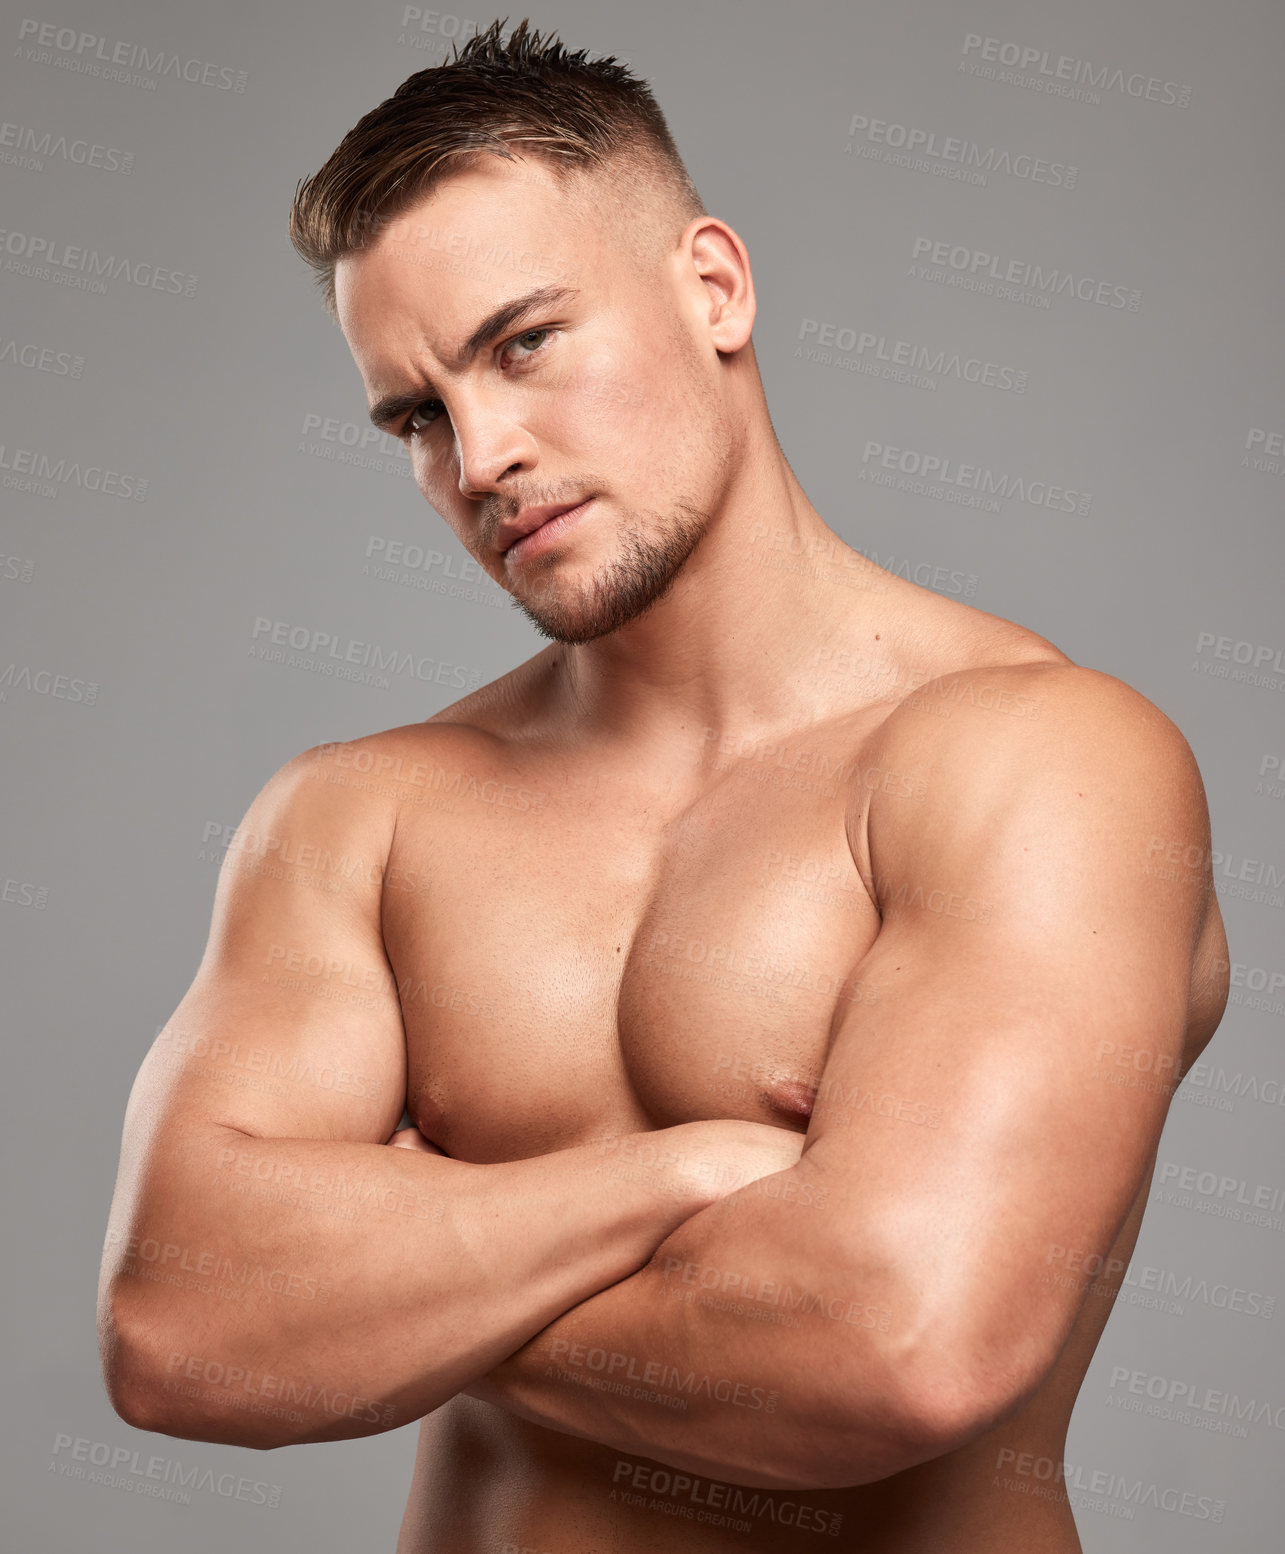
left=368, top=283, right=580, bottom=430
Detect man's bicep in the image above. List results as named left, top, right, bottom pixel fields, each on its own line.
left=803, top=669, right=1211, bottom=1409
left=129, top=743, right=409, bottom=1154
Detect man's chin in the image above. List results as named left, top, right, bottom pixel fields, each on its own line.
left=509, top=595, right=644, bottom=646
left=504, top=504, right=710, bottom=644
left=508, top=573, right=673, bottom=645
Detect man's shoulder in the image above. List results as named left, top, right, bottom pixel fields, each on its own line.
left=860, top=656, right=1206, bottom=872
left=878, top=657, right=1191, bottom=766
left=266, top=651, right=557, bottom=829
left=286, top=646, right=557, bottom=784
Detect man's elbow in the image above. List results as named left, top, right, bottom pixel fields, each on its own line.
left=101, top=1340, right=289, bottom=1449
left=100, top=1354, right=191, bottom=1444
left=105, top=1368, right=169, bottom=1438
left=797, top=1334, right=1030, bottom=1490
left=97, top=1284, right=288, bottom=1449
left=789, top=1387, right=956, bottom=1490
left=99, top=1287, right=169, bottom=1435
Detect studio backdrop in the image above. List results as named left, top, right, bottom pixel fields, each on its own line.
left=2, top=1, right=1282, bottom=1550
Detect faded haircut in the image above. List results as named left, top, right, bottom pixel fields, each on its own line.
left=288, top=15, right=706, bottom=319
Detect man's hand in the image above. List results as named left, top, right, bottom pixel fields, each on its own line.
left=387, top=1124, right=447, bottom=1155
left=659, top=1117, right=807, bottom=1199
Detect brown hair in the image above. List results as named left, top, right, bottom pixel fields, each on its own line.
left=288, top=16, right=705, bottom=320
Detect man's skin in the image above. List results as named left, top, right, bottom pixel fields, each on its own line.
left=98, top=152, right=1230, bottom=1553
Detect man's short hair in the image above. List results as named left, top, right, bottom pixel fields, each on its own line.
left=288, top=16, right=706, bottom=320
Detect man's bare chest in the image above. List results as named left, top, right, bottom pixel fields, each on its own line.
left=379, top=731, right=887, bottom=1163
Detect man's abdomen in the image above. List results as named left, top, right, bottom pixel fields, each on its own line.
left=395, top=1383, right=1089, bottom=1554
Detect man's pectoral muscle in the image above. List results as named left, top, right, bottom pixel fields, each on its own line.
left=464, top=664, right=1218, bottom=1491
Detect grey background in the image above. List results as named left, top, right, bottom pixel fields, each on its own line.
left=2, top=0, right=1282, bottom=1547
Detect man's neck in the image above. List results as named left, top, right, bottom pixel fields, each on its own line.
left=547, top=450, right=931, bottom=757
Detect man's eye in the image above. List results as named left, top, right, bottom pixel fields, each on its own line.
left=407, top=399, right=445, bottom=434
left=509, top=326, right=550, bottom=354
left=504, top=328, right=552, bottom=361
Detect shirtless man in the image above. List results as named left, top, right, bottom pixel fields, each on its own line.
left=97, top=19, right=1230, bottom=1553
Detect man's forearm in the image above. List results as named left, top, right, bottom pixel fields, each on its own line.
left=465, top=1151, right=917, bottom=1490
left=100, top=1120, right=750, bottom=1449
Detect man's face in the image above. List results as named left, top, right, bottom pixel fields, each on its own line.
left=336, top=157, right=734, bottom=644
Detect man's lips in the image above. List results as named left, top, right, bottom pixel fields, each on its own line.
left=498, top=498, right=595, bottom=557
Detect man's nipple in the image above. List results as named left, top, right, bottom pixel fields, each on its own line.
left=762, top=1078, right=816, bottom=1120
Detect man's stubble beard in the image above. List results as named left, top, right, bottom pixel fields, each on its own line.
left=506, top=501, right=712, bottom=645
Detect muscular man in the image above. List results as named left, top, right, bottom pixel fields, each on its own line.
left=98, top=19, right=1230, bottom=1552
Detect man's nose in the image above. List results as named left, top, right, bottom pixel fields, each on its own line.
left=453, top=401, right=536, bottom=498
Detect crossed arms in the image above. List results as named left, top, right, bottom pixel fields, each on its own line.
left=98, top=664, right=1223, bottom=1490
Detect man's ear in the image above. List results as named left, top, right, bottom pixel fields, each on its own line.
left=683, top=217, right=756, bottom=354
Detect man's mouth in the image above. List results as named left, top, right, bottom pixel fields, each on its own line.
left=500, top=498, right=596, bottom=561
